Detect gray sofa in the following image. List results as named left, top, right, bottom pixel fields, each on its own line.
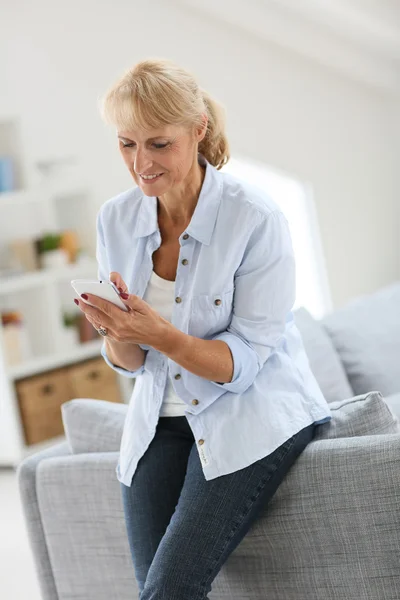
left=17, top=282, right=400, bottom=600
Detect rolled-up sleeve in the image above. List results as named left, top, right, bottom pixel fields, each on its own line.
left=210, top=210, right=296, bottom=395
left=96, top=209, right=145, bottom=378
left=100, top=340, right=145, bottom=378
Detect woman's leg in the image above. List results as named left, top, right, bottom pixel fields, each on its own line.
left=120, top=416, right=195, bottom=594
left=141, top=422, right=317, bottom=600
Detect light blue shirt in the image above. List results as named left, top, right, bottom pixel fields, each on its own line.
left=97, top=153, right=332, bottom=486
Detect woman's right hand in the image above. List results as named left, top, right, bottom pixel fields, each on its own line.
left=91, top=271, right=146, bottom=370
left=84, top=272, right=129, bottom=341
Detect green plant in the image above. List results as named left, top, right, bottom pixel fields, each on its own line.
left=39, top=233, right=62, bottom=253
left=63, top=312, right=80, bottom=328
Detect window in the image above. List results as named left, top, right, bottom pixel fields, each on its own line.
left=222, top=156, right=332, bottom=319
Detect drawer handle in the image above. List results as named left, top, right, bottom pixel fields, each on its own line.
left=88, top=371, right=100, bottom=380
left=42, top=384, right=55, bottom=395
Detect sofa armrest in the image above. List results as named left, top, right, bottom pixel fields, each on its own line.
left=35, top=451, right=140, bottom=600
left=16, top=441, right=71, bottom=600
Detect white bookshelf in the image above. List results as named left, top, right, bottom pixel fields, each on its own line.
left=0, top=177, right=132, bottom=468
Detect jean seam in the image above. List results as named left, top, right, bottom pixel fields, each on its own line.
left=197, top=430, right=301, bottom=597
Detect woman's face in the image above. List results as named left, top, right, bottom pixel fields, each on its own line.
left=117, top=123, right=204, bottom=195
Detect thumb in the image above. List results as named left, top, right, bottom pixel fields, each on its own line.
left=109, top=271, right=129, bottom=295
left=120, top=292, right=147, bottom=313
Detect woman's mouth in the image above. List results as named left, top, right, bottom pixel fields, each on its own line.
left=140, top=173, right=164, bottom=184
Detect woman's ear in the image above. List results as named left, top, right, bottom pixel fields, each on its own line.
left=197, top=114, right=208, bottom=143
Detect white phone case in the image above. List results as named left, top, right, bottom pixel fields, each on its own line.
left=71, top=279, right=129, bottom=312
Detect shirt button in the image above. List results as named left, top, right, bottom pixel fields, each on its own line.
left=214, top=299, right=222, bottom=306
left=192, top=399, right=199, bottom=405
left=174, top=374, right=181, bottom=380
left=198, top=439, right=205, bottom=445
left=181, top=259, right=189, bottom=265
left=183, top=233, right=189, bottom=240
left=175, top=297, right=182, bottom=303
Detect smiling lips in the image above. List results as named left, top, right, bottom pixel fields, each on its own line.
left=140, top=173, right=164, bottom=183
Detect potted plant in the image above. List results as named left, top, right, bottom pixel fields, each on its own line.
left=62, top=311, right=80, bottom=347
left=38, top=233, right=69, bottom=269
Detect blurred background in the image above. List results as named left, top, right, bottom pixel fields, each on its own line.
left=0, top=0, right=399, bottom=598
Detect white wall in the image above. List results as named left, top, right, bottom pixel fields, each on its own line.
left=1, top=0, right=398, bottom=310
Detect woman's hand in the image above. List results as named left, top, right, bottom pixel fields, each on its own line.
left=80, top=271, right=129, bottom=337
left=75, top=272, right=170, bottom=347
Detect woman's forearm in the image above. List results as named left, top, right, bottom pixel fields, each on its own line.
left=104, top=338, right=147, bottom=372
left=153, top=323, right=234, bottom=384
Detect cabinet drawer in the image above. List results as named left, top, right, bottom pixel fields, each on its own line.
left=16, top=369, right=72, bottom=445
left=67, top=357, right=122, bottom=404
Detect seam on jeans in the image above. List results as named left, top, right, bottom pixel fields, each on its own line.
left=198, top=430, right=300, bottom=597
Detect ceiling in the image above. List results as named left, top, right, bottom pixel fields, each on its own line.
left=345, top=0, right=400, bottom=28
left=177, top=0, right=400, bottom=95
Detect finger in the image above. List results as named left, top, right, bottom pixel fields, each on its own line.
left=75, top=297, right=115, bottom=326
left=119, top=293, right=147, bottom=314
left=78, top=293, right=123, bottom=319
left=109, top=271, right=129, bottom=294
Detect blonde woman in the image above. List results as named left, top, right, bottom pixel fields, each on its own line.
left=74, top=58, right=332, bottom=599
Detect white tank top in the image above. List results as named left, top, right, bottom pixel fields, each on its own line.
left=142, top=270, right=187, bottom=417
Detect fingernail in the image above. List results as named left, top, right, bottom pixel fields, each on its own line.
left=118, top=287, right=123, bottom=293
left=74, top=299, right=79, bottom=305
left=81, top=294, right=88, bottom=300
left=120, top=292, right=129, bottom=299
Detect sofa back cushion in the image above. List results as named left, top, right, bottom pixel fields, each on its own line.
left=62, top=391, right=399, bottom=455
left=314, top=390, right=400, bottom=440
left=61, top=398, right=127, bottom=454
left=321, top=281, right=400, bottom=397
left=293, top=307, right=353, bottom=403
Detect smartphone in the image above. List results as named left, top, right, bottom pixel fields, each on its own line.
left=71, top=279, right=129, bottom=312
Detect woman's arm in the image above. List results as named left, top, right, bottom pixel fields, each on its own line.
left=153, top=326, right=234, bottom=384
left=104, top=338, right=147, bottom=372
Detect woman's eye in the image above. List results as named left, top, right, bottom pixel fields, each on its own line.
left=122, top=142, right=168, bottom=149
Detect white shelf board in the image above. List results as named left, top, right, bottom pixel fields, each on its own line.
left=8, top=338, right=104, bottom=380
left=0, top=188, right=46, bottom=206
left=0, top=182, right=88, bottom=207
left=0, top=260, right=98, bottom=295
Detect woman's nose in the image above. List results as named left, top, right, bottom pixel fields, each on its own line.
left=134, top=147, right=152, bottom=174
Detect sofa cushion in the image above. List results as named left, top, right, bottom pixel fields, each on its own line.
left=61, top=398, right=127, bottom=454
left=293, top=307, right=353, bottom=403
left=314, top=390, right=400, bottom=440
left=321, top=281, right=400, bottom=397
left=62, top=391, right=399, bottom=455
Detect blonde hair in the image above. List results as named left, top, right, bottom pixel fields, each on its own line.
left=99, top=58, right=230, bottom=170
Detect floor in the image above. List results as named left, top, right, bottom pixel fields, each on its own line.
left=0, top=467, right=43, bottom=600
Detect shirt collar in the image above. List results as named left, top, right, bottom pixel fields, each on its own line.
left=133, top=153, right=223, bottom=246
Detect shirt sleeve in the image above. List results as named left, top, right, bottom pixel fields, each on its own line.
left=209, top=210, right=296, bottom=395
left=100, top=340, right=145, bottom=378
left=96, top=209, right=146, bottom=378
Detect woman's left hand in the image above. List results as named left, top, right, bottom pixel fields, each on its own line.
left=75, top=291, right=170, bottom=346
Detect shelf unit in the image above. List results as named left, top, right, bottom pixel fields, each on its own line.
left=0, top=181, right=133, bottom=468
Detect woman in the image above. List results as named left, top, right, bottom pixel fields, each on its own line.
left=74, top=58, right=332, bottom=600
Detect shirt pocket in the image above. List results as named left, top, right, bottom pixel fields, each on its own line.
left=189, top=288, right=234, bottom=339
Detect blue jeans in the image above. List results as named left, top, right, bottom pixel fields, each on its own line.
left=120, top=416, right=317, bottom=600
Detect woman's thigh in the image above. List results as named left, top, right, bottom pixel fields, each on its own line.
left=141, top=422, right=317, bottom=600
left=120, top=416, right=195, bottom=593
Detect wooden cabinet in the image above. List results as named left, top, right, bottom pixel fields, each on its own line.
left=67, top=357, right=121, bottom=404
left=16, top=368, right=72, bottom=445
left=15, top=357, right=122, bottom=446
